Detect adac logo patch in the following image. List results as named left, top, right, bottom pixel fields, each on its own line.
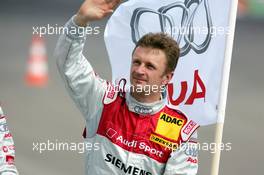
left=155, top=112, right=186, bottom=141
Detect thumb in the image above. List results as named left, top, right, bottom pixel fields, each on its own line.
left=105, top=9, right=114, bottom=15
left=106, top=9, right=114, bottom=13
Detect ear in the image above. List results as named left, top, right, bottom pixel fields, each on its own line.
left=162, top=71, right=174, bottom=86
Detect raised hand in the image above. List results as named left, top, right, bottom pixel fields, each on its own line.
left=75, top=0, right=122, bottom=26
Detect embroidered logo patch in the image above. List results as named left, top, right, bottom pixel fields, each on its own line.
left=106, top=85, right=116, bottom=99
left=150, top=134, right=178, bottom=150
left=155, top=112, right=186, bottom=141
left=183, top=120, right=197, bottom=135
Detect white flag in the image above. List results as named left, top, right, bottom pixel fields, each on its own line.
left=104, top=0, right=234, bottom=125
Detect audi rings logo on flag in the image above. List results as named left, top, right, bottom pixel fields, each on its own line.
left=130, top=0, right=213, bottom=57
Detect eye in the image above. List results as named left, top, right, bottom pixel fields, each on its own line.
left=146, top=63, right=156, bottom=70
left=132, top=59, right=141, bottom=66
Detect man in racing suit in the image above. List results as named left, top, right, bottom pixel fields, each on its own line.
left=55, top=0, right=199, bottom=174
left=0, top=106, right=19, bottom=175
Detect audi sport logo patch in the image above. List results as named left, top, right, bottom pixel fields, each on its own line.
left=154, top=112, right=186, bottom=141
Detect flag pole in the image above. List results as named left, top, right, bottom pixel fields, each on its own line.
left=210, top=0, right=238, bottom=175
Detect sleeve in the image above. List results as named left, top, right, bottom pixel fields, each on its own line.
left=163, top=132, right=198, bottom=175
left=0, top=107, right=19, bottom=175
left=54, top=15, right=108, bottom=121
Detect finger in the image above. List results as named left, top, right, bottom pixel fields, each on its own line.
left=105, top=9, right=114, bottom=14
left=107, top=0, right=122, bottom=9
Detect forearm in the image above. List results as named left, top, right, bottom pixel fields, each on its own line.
left=54, top=0, right=120, bottom=120
left=55, top=15, right=94, bottom=95
left=54, top=16, right=107, bottom=118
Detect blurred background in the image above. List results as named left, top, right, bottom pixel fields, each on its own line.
left=0, top=0, right=263, bottom=174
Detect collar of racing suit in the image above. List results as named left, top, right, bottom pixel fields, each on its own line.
left=125, top=91, right=167, bottom=116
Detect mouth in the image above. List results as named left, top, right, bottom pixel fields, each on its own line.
left=133, top=77, right=147, bottom=84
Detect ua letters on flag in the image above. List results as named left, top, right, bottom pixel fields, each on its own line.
left=104, top=0, right=234, bottom=125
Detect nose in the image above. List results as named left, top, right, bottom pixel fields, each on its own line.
left=135, top=64, right=146, bottom=75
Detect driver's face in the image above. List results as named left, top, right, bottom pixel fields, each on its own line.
left=130, top=46, right=171, bottom=91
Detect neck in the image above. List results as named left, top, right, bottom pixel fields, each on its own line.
left=130, top=91, right=161, bottom=103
